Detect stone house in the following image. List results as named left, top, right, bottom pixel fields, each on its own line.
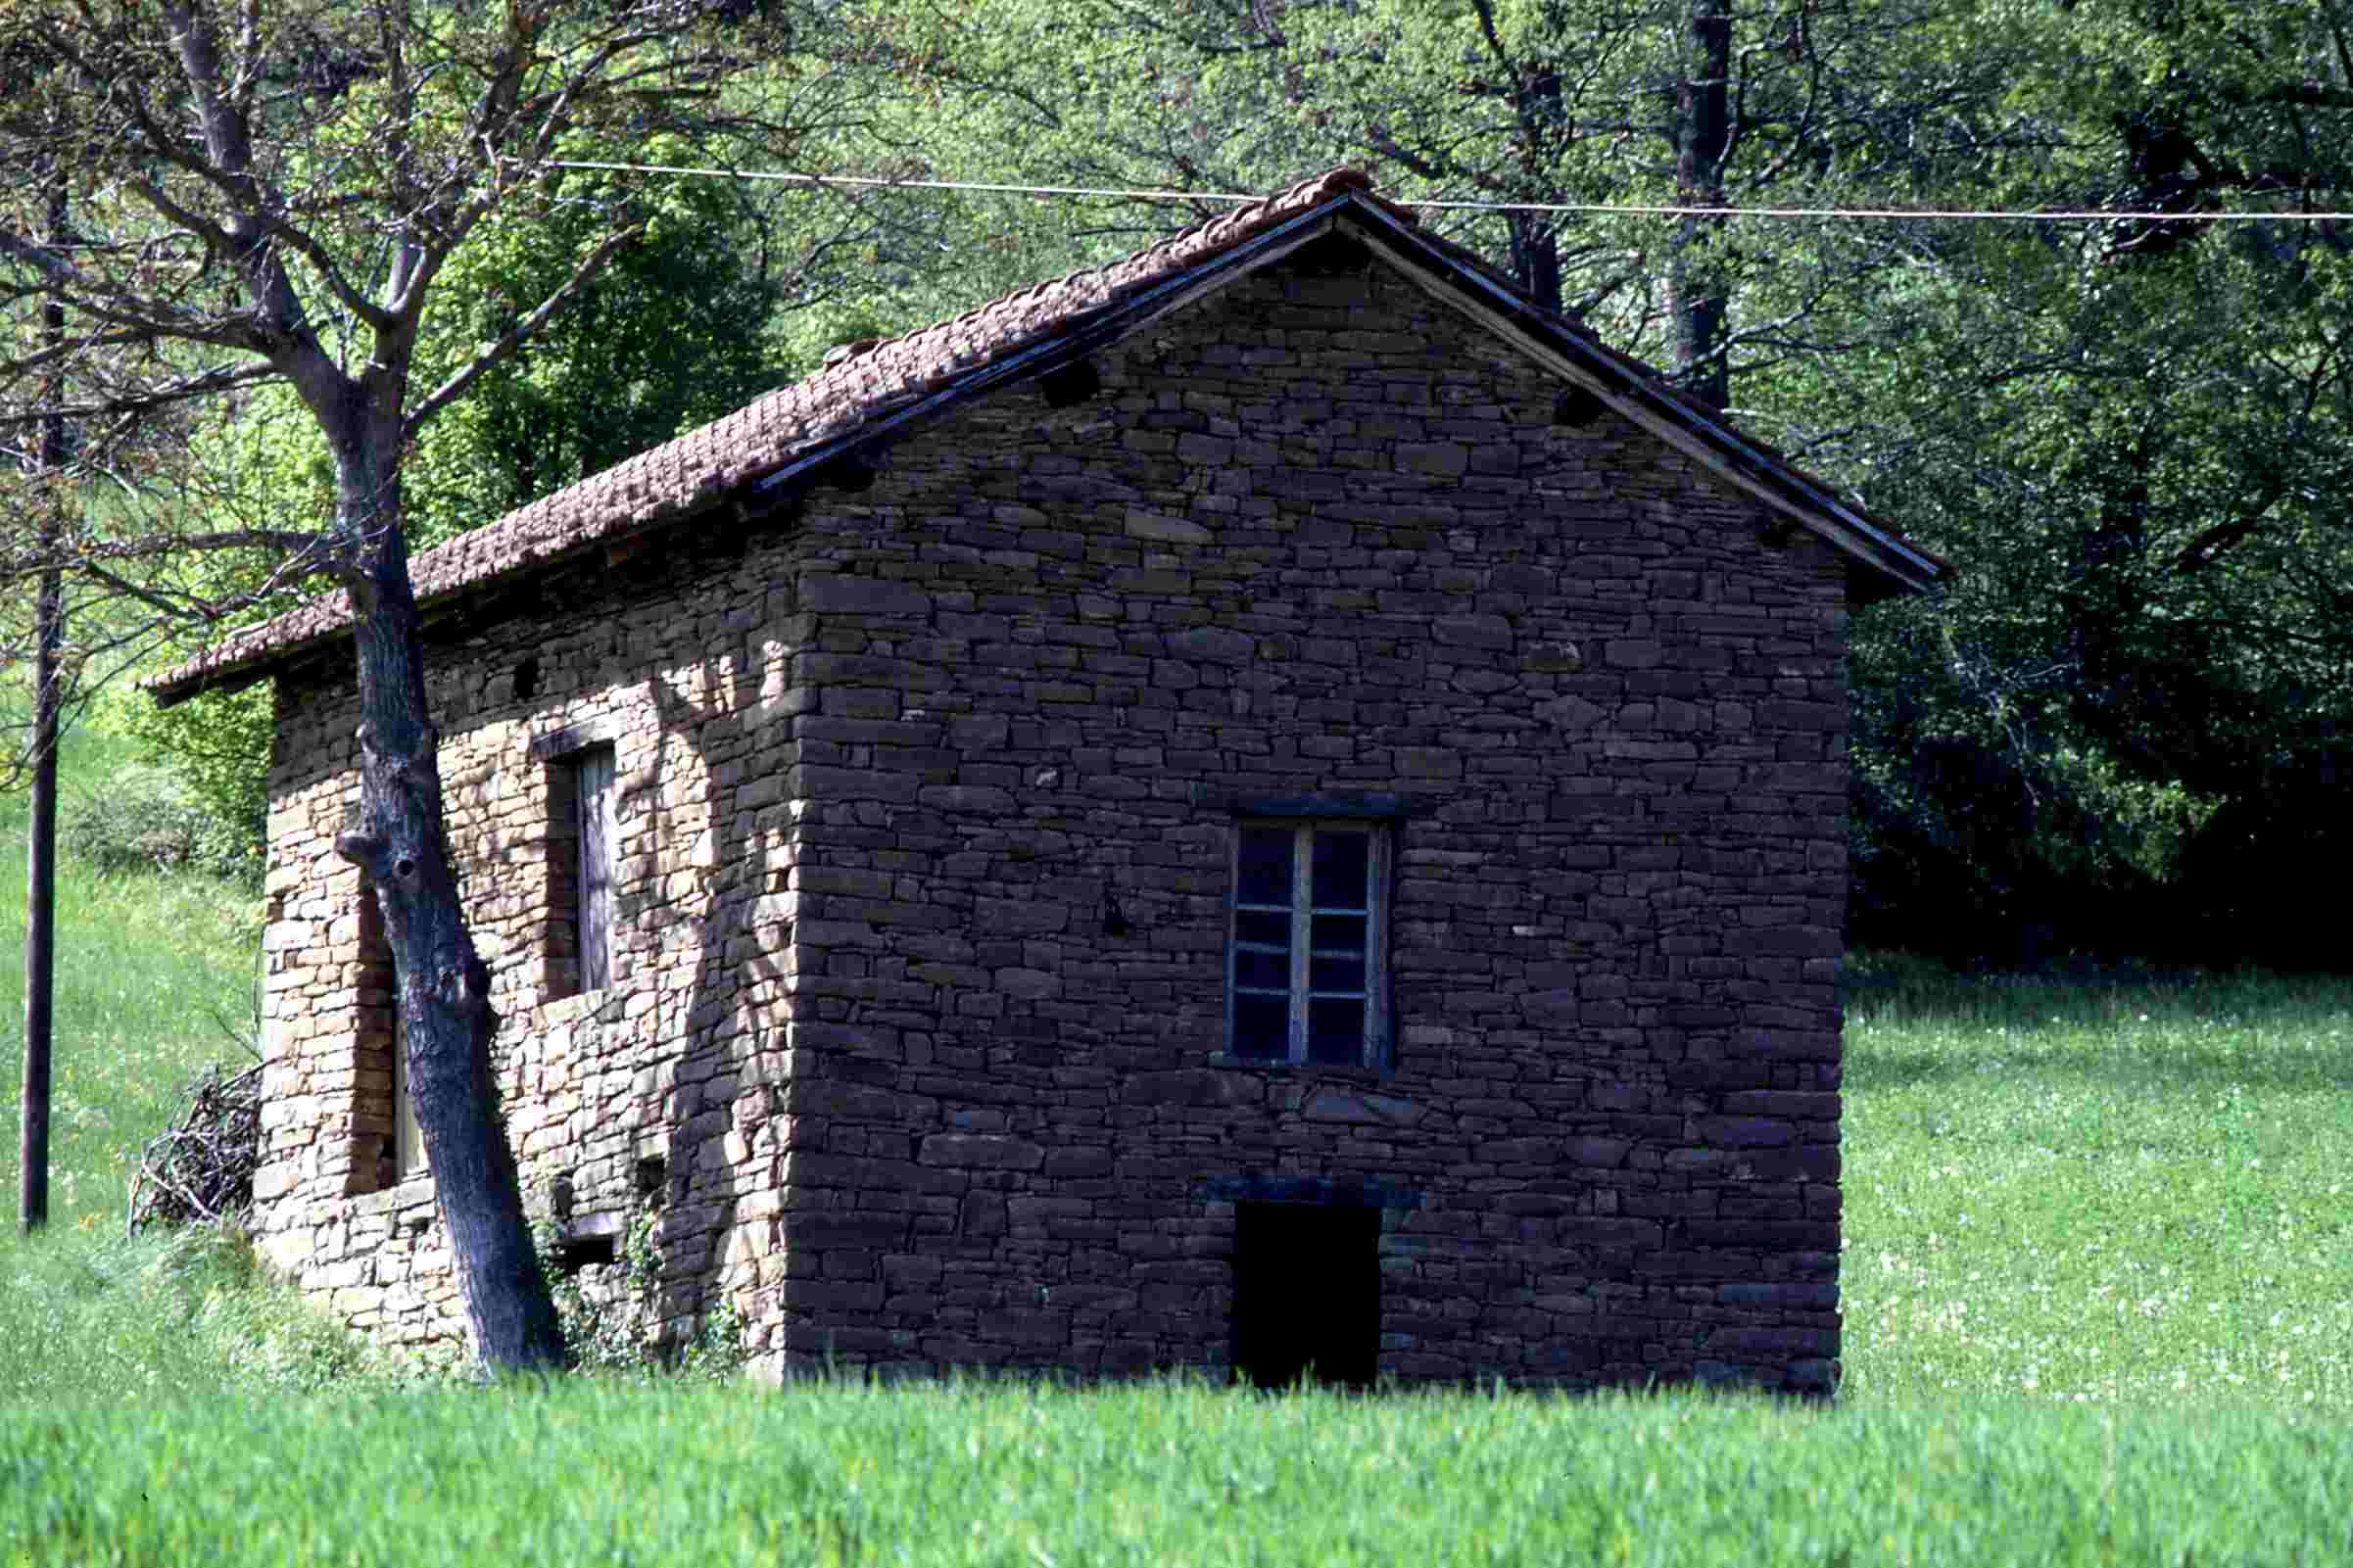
left=153, top=168, right=1944, bottom=1392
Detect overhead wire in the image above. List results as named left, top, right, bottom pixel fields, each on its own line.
left=545, top=159, right=2353, bottom=224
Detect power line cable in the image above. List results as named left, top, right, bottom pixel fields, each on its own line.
left=546, top=159, right=2353, bottom=223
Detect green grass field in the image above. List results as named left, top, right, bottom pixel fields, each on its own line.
left=1840, top=956, right=2353, bottom=1411
left=2, top=722, right=2350, bottom=1564
left=8, top=1377, right=2351, bottom=1568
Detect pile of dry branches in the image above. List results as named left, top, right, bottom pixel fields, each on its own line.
left=128, top=1061, right=264, bottom=1232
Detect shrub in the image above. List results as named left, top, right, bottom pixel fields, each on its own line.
left=58, top=760, right=260, bottom=882
left=118, top=682, right=273, bottom=873
left=532, top=1200, right=744, bottom=1381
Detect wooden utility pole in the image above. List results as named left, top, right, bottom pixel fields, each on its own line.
left=19, top=155, right=66, bottom=1235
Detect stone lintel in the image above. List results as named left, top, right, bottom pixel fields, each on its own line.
left=1191, top=787, right=1422, bottom=819
left=530, top=716, right=626, bottom=760
left=1195, top=1174, right=1422, bottom=1210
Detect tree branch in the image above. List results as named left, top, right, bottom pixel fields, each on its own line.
left=155, top=0, right=375, bottom=376
left=404, top=219, right=645, bottom=437
left=0, top=236, right=266, bottom=357
left=0, top=360, right=275, bottom=428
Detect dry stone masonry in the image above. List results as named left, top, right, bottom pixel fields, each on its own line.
left=185, top=173, right=1941, bottom=1393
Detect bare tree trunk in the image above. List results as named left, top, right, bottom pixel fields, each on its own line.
left=1669, top=0, right=1733, bottom=407
left=1518, top=62, right=1566, bottom=315
left=19, top=160, right=66, bottom=1237
left=327, top=440, right=562, bottom=1375
left=1510, top=212, right=1564, bottom=316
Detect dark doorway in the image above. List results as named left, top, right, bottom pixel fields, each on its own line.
left=1230, top=1201, right=1380, bottom=1390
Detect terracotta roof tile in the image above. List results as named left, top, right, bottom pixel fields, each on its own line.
left=153, top=169, right=1396, bottom=700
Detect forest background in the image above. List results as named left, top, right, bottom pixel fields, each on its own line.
left=12, top=0, right=2352, bottom=972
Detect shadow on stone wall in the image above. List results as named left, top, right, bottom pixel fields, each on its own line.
left=605, top=540, right=796, bottom=1359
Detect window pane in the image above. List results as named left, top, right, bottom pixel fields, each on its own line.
left=1311, top=913, right=1367, bottom=955
left=1234, top=910, right=1290, bottom=948
left=1235, top=948, right=1289, bottom=990
left=1232, top=994, right=1289, bottom=1059
left=1311, top=953, right=1365, bottom=992
left=1311, top=830, right=1370, bottom=910
left=1236, top=827, right=1294, bottom=906
left=1308, top=997, right=1366, bottom=1064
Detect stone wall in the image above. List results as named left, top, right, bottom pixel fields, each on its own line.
left=251, top=231, right=1849, bottom=1389
left=256, top=526, right=812, bottom=1355
left=765, top=241, right=1849, bottom=1389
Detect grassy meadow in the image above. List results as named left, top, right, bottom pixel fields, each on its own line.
left=1840, top=956, right=2353, bottom=1411
left=2, top=717, right=2350, bottom=1563
left=0, top=721, right=261, bottom=1234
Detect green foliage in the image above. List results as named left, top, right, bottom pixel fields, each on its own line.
left=402, top=143, right=792, bottom=549
left=1712, top=0, right=2353, bottom=960
left=130, top=136, right=802, bottom=839
left=851, top=0, right=2034, bottom=352
left=112, top=685, right=272, bottom=878
left=1832, top=188, right=2353, bottom=957
left=0, top=724, right=260, bottom=1230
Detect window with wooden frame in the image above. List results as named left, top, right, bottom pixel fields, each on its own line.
left=545, top=742, right=616, bottom=998
left=1228, top=821, right=1391, bottom=1067
left=389, top=1001, right=423, bottom=1182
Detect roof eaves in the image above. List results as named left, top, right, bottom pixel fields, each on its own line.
left=752, top=208, right=1356, bottom=504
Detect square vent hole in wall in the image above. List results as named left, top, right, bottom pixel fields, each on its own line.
left=552, top=1212, right=624, bottom=1276
left=634, top=1155, right=667, bottom=1201
left=1230, top=1201, right=1380, bottom=1391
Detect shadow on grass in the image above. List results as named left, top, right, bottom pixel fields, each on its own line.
left=1843, top=950, right=2353, bottom=1095
left=1853, top=1043, right=2353, bottom=1098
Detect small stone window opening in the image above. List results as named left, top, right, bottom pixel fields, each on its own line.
left=1037, top=356, right=1102, bottom=408
left=355, top=881, right=424, bottom=1191
left=1228, top=821, right=1390, bottom=1067
left=551, top=1212, right=624, bottom=1276
left=1553, top=384, right=1605, bottom=428
left=388, top=995, right=424, bottom=1184
left=634, top=1155, right=668, bottom=1200
left=545, top=743, right=617, bottom=999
